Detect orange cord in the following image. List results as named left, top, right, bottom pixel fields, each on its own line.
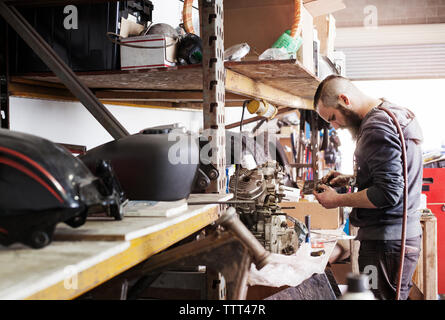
left=290, top=0, right=302, bottom=39
left=182, top=0, right=195, bottom=34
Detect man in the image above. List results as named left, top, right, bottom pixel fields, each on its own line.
left=312, top=75, right=423, bottom=300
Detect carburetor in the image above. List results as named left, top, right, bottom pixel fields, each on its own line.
left=229, top=161, right=306, bottom=255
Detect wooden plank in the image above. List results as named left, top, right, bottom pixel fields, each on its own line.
left=28, top=198, right=228, bottom=299
left=53, top=193, right=232, bottom=242
left=9, top=81, right=247, bottom=103
left=8, top=82, right=203, bottom=110
left=95, top=90, right=247, bottom=102
left=8, top=81, right=244, bottom=110
left=225, top=60, right=319, bottom=99
left=422, top=214, right=438, bottom=300
left=0, top=241, right=129, bottom=300
left=11, top=66, right=204, bottom=91
left=8, top=81, right=77, bottom=101
left=102, top=100, right=204, bottom=111
left=411, top=212, right=438, bottom=300
left=2, top=193, right=231, bottom=300
left=28, top=212, right=218, bottom=299
left=11, top=60, right=318, bottom=109
left=225, top=69, right=313, bottom=110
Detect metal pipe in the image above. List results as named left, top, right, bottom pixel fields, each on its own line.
left=217, top=207, right=271, bottom=270
left=0, top=2, right=129, bottom=140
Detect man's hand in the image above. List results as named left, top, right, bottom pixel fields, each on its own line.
left=313, top=184, right=341, bottom=209
left=321, top=170, right=354, bottom=188
left=321, top=170, right=341, bottom=184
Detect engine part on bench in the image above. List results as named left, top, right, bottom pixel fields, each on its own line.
left=192, top=137, right=219, bottom=193
left=80, top=124, right=199, bottom=201
left=193, top=130, right=272, bottom=193
left=217, top=207, right=271, bottom=270
left=228, top=161, right=302, bottom=255
left=0, top=129, right=125, bottom=249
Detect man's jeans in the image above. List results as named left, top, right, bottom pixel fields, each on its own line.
left=358, top=235, right=422, bottom=300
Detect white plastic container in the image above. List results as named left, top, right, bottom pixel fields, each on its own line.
left=120, top=34, right=176, bottom=70
left=340, top=273, right=376, bottom=300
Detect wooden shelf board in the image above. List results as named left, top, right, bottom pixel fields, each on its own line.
left=0, top=241, right=130, bottom=300
left=10, top=60, right=318, bottom=109
left=0, top=193, right=231, bottom=300
left=53, top=193, right=232, bottom=242
left=225, top=59, right=320, bottom=99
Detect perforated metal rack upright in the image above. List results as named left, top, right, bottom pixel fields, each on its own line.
left=200, top=0, right=227, bottom=193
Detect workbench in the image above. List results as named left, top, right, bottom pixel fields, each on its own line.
left=0, top=193, right=231, bottom=300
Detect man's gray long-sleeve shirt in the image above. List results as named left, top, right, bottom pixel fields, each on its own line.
left=349, top=100, right=424, bottom=241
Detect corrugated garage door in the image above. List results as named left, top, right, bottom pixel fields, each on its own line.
left=336, top=43, right=445, bottom=80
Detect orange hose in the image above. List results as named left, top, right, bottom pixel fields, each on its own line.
left=183, top=0, right=195, bottom=34
left=290, top=0, right=303, bottom=39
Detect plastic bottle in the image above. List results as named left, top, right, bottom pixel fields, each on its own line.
left=339, top=273, right=376, bottom=300
left=272, top=29, right=303, bottom=54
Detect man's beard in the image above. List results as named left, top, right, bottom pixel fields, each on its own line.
left=336, top=104, right=362, bottom=140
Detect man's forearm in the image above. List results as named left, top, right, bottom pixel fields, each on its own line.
left=336, top=188, right=377, bottom=209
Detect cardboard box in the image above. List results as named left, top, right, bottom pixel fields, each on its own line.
left=304, top=0, right=346, bottom=18
left=281, top=201, right=344, bottom=229
left=224, top=0, right=315, bottom=72
left=330, top=262, right=352, bottom=285
left=314, top=13, right=336, bottom=61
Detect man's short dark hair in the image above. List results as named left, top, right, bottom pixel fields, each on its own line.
left=313, top=75, right=349, bottom=110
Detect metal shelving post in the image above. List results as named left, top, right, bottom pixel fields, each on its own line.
left=200, top=0, right=226, bottom=193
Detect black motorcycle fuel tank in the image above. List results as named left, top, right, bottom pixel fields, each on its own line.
left=0, top=129, right=126, bottom=248
left=0, top=129, right=93, bottom=212
left=80, top=125, right=200, bottom=201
